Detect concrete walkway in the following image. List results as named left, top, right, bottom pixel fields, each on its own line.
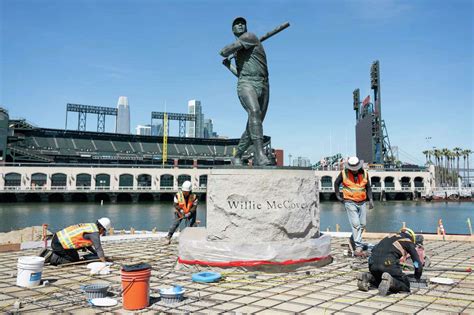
left=0, top=236, right=473, bottom=314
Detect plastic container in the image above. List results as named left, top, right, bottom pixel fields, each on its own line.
left=121, top=263, right=151, bottom=310
left=81, top=283, right=110, bottom=300
left=192, top=271, right=221, bottom=283
left=159, top=286, right=185, bottom=304
left=16, top=256, right=45, bottom=287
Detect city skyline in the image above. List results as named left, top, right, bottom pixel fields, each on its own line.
left=1, top=0, right=472, bottom=165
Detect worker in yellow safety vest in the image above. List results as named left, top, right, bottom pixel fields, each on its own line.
left=334, top=156, right=374, bottom=257
left=165, top=181, right=198, bottom=244
left=46, top=218, right=112, bottom=265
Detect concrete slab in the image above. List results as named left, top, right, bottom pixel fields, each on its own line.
left=0, top=236, right=472, bottom=314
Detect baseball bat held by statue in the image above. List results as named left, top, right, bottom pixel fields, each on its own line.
left=226, top=21, right=290, bottom=61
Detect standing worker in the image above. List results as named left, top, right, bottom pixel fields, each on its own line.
left=220, top=17, right=271, bottom=166
left=165, top=181, right=198, bottom=244
left=334, top=156, right=374, bottom=257
left=357, top=227, right=423, bottom=296
left=47, top=217, right=111, bottom=266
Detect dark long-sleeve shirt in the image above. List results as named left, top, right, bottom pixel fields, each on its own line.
left=371, top=235, right=423, bottom=276
left=334, top=171, right=373, bottom=203
left=83, top=232, right=104, bottom=258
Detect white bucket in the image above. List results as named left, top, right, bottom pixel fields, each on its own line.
left=16, top=256, right=45, bottom=287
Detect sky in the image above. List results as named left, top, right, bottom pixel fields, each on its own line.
left=1, top=0, right=473, bottom=166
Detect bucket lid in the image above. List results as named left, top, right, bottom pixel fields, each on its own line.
left=121, top=263, right=151, bottom=272
left=18, top=256, right=45, bottom=264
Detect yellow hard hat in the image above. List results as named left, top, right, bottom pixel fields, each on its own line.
left=400, top=227, right=416, bottom=243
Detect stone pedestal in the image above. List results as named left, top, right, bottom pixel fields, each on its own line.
left=207, top=168, right=320, bottom=242
left=178, top=168, right=331, bottom=267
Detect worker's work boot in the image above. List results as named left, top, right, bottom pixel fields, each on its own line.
left=38, top=248, right=53, bottom=264
left=357, top=272, right=375, bottom=292
left=44, top=250, right=53, bottom=264
left=38, top=248, right=48, bottom=257
left=165, top=235, right=172, bottom=245
left=378, top=272, right=394, bottom=296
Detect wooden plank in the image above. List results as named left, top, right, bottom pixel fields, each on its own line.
left=0, top=243, right=21, bottom=252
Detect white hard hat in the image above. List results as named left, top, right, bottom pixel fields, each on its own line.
left=98, top=217, right=111, bottom=230
left=182, top=180, right=192, bottom=192
left=345, top=156, right=363, bottom=171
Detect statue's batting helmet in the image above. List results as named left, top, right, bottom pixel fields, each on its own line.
left=232, top=17, right=247, bottom=27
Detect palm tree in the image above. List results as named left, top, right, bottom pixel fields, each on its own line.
left=428, top=150, right=434, bottom=164
left=422, top=150, right=429, bottom=165
left=463, top=149, right=472, bottom=187
left=453, top=147, right=462, bottom=185
left=433, top=149, right=442, bottom=186
left=442, top=148, right=451, bottom=186
left=449, top=150, right=456, bottom=186
left=450, top=150, right=458, bottom=185
left=462, top=149, right=467, bottom=185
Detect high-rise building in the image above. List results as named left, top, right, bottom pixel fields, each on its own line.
left=186, top=100, right=204, bottom=138
left=135, top=124, right=151, bottom=136
left=116, top=96, right=130, bottom=134
left=292, top=156, right=311, bottom=167
left=203, top=118, right=214, bottom=138
left=151, top=123, right=163, bottom=136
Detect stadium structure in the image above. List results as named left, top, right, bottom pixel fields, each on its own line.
left=2, top=116, right=273, bottom=166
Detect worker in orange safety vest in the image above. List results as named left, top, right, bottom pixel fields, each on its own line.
left=165, top=181, right=198, bottom=244
left=334, top=156, right=374, bottom=257
left=46, top=217, right=111, bottom=265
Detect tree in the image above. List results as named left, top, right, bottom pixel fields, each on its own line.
left=422, top=150, right=430, bottom=165
left=463, top=149, right=472, bottom=187
left=433, top=149, right=442, bottom=186
left=453, top=147, right=462, bottom=185
left=442, top=148, right=451, bottom=186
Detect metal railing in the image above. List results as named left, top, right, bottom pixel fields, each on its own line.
left=0, top=186, right=207, bottom=193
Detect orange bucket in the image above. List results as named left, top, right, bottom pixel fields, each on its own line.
left=121, top=263, right=151, bottom=310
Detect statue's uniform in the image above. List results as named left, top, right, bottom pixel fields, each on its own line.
left=234, top=32, right=270, bottom=156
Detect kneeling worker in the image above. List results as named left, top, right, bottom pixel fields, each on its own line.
left=358, top=228, right=423, bottom=296
left=166, top=181, right=198, bottom=244
left=49, top=217, right=111, bottom=266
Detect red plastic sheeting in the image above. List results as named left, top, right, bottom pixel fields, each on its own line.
left=178, top=255, right=331, bottom=267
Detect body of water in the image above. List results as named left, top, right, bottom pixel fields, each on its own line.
left=0, top=201, right=472, bottom=235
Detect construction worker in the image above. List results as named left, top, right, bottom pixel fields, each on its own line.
left=47, top=218, right=111, bottom=266
left=334, top=156, right=374, bottom=257
left=165, top=180, right=198, bottom=244
left=357, top=228, right=423, bottom=296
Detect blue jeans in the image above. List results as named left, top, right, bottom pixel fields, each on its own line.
left=167, top=211, right=197, bottom=238
left=344, top=201, right=367, bottom=250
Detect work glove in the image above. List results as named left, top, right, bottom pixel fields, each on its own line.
left=369, top=201, right=374, bottom=210
left=414, top=269, right=422, bottom=280
left=185, top=213, right=191, bottom=218
left=414, top=261, right=422, bottom=280
left=179, top=209, right=185, bottom=215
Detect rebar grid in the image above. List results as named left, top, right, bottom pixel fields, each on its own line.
left=0, top=237, right=472, bottom=314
